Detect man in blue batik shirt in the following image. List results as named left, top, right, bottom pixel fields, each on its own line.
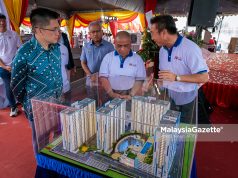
left=11, top=8, right=63, bottom=154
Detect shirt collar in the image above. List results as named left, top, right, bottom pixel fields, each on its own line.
left=163, top=34, right=183, bottom=51
left=90, top=39, right=105, bottom=46
left=163, top=34, right=183, bottom=62
left=114, top=50, right=133, bottom=58
left=174, top=34, right=183, bottom=47
left=0, top=30, right=9, bottom=36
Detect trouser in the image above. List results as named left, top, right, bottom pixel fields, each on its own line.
left=29, top=119, right=38, bottom=157
left=0, top=67, right=17, bottom=108
left=170, top=99, right=196, bottom=124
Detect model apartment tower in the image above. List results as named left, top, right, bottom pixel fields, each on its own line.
left=60, top=98, right=96, bottom=152
left=153, top=110, right=181, bottom=178
left=96, top=98, right=126, bottom=153
left=131, top=96, right=170, bottom=134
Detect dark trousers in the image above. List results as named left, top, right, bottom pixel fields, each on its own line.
left=0, top=67, right=16, bottom=108
left=170, top=99, right=196, bottom=124
left=29, top=119, right=38, bottom=156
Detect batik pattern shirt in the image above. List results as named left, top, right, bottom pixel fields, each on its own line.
left=11, top=37, right=62, bottom=120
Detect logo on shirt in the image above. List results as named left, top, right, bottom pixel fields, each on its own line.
left=174, top=56, right=182, bottom=61
left=129, top=63, right=136, bottom=67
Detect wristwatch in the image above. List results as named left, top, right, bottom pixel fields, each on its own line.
left=176, top=75, right=181, bottom=81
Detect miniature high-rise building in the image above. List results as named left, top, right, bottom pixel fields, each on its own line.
left=131, top=96, right=170, bottom=134
left=153, top=110, right=181, bottom=178
left=96, top=98, right=126, bottom=153
left=60, top=98, right=96, bottom=153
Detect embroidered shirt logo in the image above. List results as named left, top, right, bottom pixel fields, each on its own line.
left=129, top=63, right=136, bottom=67
left=174, top=56, right=182, bottom=61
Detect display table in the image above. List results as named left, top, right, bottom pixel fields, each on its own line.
left=36, top=154, right=102, bottom=178
left=35, top=130, right=197, bottom=178
left=202, top=52, right=238, bottom=109
left=202, top=82, right=238, bottom=109
left=36, top=152, right=197, bottom=178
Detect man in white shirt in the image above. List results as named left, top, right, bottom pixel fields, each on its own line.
left=150, top=15, right=209, bottom=124
left=58, top=31, right=70, bottom=93
left=59, top=43, right=70, bottom=93
left=99, top=31, right=146, bottom=100
left=0, top=13, right=21, bottom=116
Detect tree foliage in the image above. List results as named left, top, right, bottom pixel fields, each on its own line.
left=137, top=29, right=160, bottom=62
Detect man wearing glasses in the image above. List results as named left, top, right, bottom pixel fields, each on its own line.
left=99, top=31, right=146, bottom=99
left=0, top=13, right=21, bottom=116
left=81, top=21, right=114, bottom=80
left=11, top=8, right=63, bottom=154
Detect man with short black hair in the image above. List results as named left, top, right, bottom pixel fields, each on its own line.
left=150, top=15, right=209, bottom=124
left=150, top=15, right=209, bottom=84
left=0, top=13, right=21, bottom=117
left=11, top=8, right=63, bottom=154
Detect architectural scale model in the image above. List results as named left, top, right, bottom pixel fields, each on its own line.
left=56, top=96, right=181, bottom=178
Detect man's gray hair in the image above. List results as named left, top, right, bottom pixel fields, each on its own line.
left=116, top=31, right=131, bottom=41
left=88, top=21, right=102, bottom=30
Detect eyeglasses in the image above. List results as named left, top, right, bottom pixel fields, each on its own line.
left=116, top=44, right=131, bottom=48
left=89, top=30, right=102, bottom=34
left=35, top=27, right=61, bottom=33
left=0, top=19, right=6, bottom=23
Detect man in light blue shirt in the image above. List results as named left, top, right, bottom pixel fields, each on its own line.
left=80, top=21, right=114, bottom=79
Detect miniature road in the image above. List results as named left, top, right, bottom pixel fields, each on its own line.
left=51, top=136, right=187, bottom=178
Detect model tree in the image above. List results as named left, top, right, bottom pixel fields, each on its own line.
left=137, top=29, right=160, bottom=62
